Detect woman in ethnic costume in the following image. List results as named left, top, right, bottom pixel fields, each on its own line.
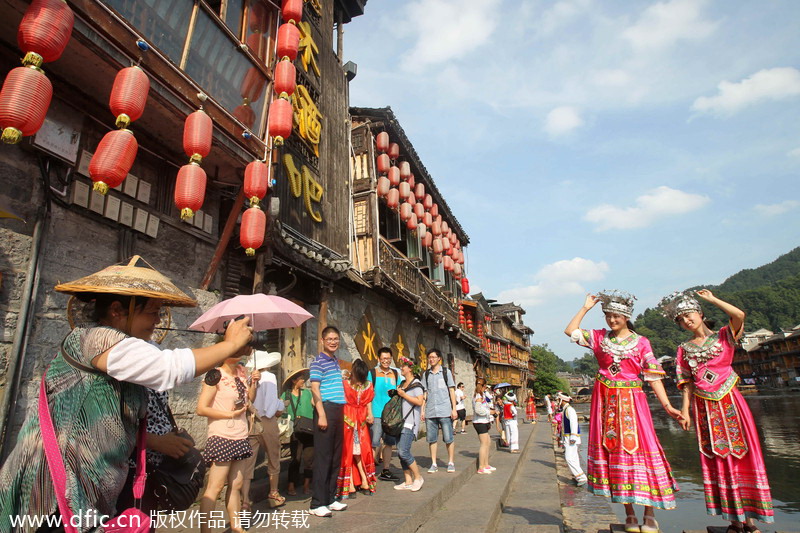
left=336, top=358, right=377, bottom=499
left=566, top=291, right=682, bottom=533
left=0, top=256, right=253, bottom=532
left=661, top=289, right=773, bottom=533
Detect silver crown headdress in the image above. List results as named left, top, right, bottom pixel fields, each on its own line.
left=659, top=290, right=702, bottom=321
left=597, top=290, right=636, bottom=318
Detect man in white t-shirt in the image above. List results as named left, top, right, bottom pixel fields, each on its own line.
left=453, top=382, right=467, bottom=434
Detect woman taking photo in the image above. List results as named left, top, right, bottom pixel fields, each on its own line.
left=393, top=357, right=425, bottom=492
left=337, top=359, right=377, bottom=499
left=565, top=291, right=681, bottom=533
left=472, top=378, right=496, bottom=474
left=0, top=256, right=253, bottom=531
left=661, top=289, right=773, bottom=533
left=281, top=368, right=314, bottom=496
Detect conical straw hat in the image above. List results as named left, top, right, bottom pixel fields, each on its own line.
left=55, top=255, right=196, bottom=307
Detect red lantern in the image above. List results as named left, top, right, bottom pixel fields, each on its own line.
left=414, top=183, right=425, bottom=200
left=461, top=277, right=470, bottom=294
left=423, top=212, right=432, bottom=227
left=274, top=60, right=296, bottom=99
left=406, top=213, right=418, bottom=231
left=376, top=153, right=390, bottom=174
left=240, top=206, right=267, bottom=256
left=277, top=23, right=300, bottom=61
left=442, top=221, right=449, bottom=234
left=88, top=129, right=138, bottom=194
left=422, top=232, right=433, bottom=248
left=430, top=203, right=439, bottom=218
left=268, top=98, right=293, bottom=144
left=281, top=0, right=303, bottom=23
left=109, top=66, right=149, bottom=128
left=407, top=174, right=415, bottom=188
left=433, top=253, right=442, bottom=265
left=388, top=166, right=400, bottom=186
left=240, top=67, right=267, bottom=103
left=377, top=176, right=390, bottom=197
left=246, top=32, right=268, bottom=62
left=17, top=0, right=74, bottom=67
left=400, top=202, right=412, bottom=222
left=408, top=193, right=416, bottom=205
left=386, top=188, right=399, bottom=209
left=417, top=223, right=427, bottom=238
left=233, top=103, right=255, bottom=128
left=453, top=263, right=462, bottom=278
left=413, top=202, right=425, bottom=219
left=376, top=131, right=389, bottom=153
left=423, top=194, right=433, bottom=210
left=388, top=142, right=399, bottom=160
left=449, top=233, right=457, bottom=245
left=443, top=238, right=452, bottom=253
left=431, top=220, right=442, bottom=236
left=244, top=160, right=269, bottom=206
left=444, top=256, right=453, bottom=271
left=432, top=237, right=443, bottom=254
left=183, top=110, right=212, bottom=163
left=0, top=66, right=52, bottom=144
left=399, top=161, right=411, bottom=180
left=399, top=181, right=410, bottom=199
left=174, top=162, right=207, bottom=219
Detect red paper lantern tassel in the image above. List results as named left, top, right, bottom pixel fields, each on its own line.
left=0, top=66, right=52, bottom=144
left=89, top=129, right=138, bottom=194
left=268, top=98, right=293, bottom=145
left=388, top=142, right=399, bottom=160
left=376, top=131, right=389, bottom=153
left=174, top=162, right=207, bottom=220
left=276, top=23, right=300, bottom=61
left=17, top=0, right=74, bottom=67
left=274, top=60, right=296, bottom=99
left=281, top=0, right=303, bottom=24
left=183, top=110, right=212, bottom=163
left=109, top=66, right=150, bottom=128
left=461, top=277, right=470, bottom=294
left=244, top=160, right=269, bottom=207
left=240, top=206, right=267, bottom=256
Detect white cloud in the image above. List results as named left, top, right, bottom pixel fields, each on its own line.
left=754, top=200, right=800, bottom=216
left=497, top=257, right=609, bottom=308
left=692, top=67, right=800, bottom=116
left=538, top=0, right=593, bottom=36
left=545, top=106, right=585, bottom=137
left=400, top=0, right=501, bottom=70
left=789, top=147, right=800, bottom=158
left=591, top=69, right=632, bottom=87
left=585, top=186, right=710, bottom=231
left=623, top=0, right=717, bottom=51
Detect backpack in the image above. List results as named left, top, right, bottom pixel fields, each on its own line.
left=370, top=367, right=399, bottom=385
left=381, top=382, right=422, bottom=437
left=423, top=367, right=454, bottom=408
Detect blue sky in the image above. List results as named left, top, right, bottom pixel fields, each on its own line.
left=343, top=0, right=800, bottom=360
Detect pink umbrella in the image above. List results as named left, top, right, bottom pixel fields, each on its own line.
left=189, top=294, right=313, bottom=333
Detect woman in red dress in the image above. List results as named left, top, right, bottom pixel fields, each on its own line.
left=336, top=358, right=377, bottom=499
left=525, top=395, right=537, bottom=423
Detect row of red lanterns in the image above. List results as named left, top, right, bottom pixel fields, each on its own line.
left=174, top=109, right=212, bottom=219
left=0, top=0, right=73, bottom=144
left=266, top=0, right=302, bottom=146
left=240, top=160, right=270, bottom=255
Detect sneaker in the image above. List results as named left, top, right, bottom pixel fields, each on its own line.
left=460, top=430, right=467, bottom=434
left=394, top=483, right=413, bottom=490
left=328, top=500, right=348, bottom=511
left=576, top=477, right=587, bottom=487
left=427, top=464, right=439, bottom=473
left=411, top=477, right=425, bottom=491
left=486, top=465, right=497, bottom=471
left=477, top=468, right=492, bottom=474
left=379, top=469, right=399, bottom=481
left=447, top=463, right=456, bottom=473
left=309, top=506, right=332, bottom=517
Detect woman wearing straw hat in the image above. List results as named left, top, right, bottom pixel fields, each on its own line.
left=0, top=256, right=253, bottom=531
left=281, top=367, right=314, bottom=496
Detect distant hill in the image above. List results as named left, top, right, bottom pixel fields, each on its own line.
left=634, top=247, right=800, bottom=358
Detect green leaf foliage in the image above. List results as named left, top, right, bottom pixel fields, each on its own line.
left=530, top=343, right=571, bottom=395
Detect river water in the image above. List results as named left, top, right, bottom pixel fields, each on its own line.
left=573, top=392, right=800, bottom=532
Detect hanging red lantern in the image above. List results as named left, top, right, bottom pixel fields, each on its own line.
left=274, top=60, right=296, bottom=99
left=174, top=162, right=207, bottom=219
left=183, top=109, right=212, bottom=164
left=386, top=188, right=399, bottom=209
left=453, top=263, right=462, bottom=278
left=443, top=238, right=451, bottom=252
left=376, top=153, right=390, bottom=174
left=388, top=142, right=400, bottom=160
left=432, top=237, right=443, bottom=254
left=417, top=223, right=427, bottom=239
left=431, top=220, right=442, bottom=236
left=268, top=98, right=292, bottom=144
left=423, top=194, right=433, bottom=210
left=399, top=202, right=412, bottom=222
left=423, top=212, right=432, bottom=227
left=0, top=66, right=52, bottom=144
left=281, top=0, right=303, bottom=23
left=399, top=161, right=411, bottom=180
left=233, top=103, right=255, bottom=128
left=276, top=23, right=300, bottom=61
left=388, top=166, right=400, bottom=186
left=244, top=160, right=269, bottom=207
left=408, top=193, right=416, bottom=206
left=407, top=173, right=415, bottom=188
left=88, top=129, right=138, bottom=194
left=407, top=213, right=419, bottom=232
left=442, top=221, right=449, bottom=234
left=457, top=252, right=465, bottom=265
left=430, top=203, right=439, bottom=218
left=399, top=181, right=410, bottom=199
left=461, top=277, right=470, bottom=294
left=240, top=206, right=267, bottom=256
left=246, top=32, right=268, bottom=62
left=414, top=183, right=425, bottom=200
left=109, top=66, right=150, bottom=129
left=422, top=232, right=432, bottom=248
left=449, top=233, right=457, bottom=245
left=17, top=0, right=74, bottom=67
left=377, top=176, right=390, bottom=197
left=432, top=252, right=442, bottom=265
left=376, top=131, right=389, bottom=153
left=444, top=256, right=453, bottom=271
left=240, top=67, right=267, bottom=103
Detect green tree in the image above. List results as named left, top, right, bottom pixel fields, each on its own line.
left=530, top=344, right=571, bottom=395
left=572, top=352, right=599, bottom=376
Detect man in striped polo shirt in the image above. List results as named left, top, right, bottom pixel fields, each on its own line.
left=309, top=326, right=348, bottom=517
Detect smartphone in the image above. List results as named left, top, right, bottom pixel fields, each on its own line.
left=234, top=398, right=246, bottom=410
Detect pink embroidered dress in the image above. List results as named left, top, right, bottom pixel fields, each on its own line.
left=676, top=325, right=773, bottom=523
left=576, top=329, right=678, bottom=508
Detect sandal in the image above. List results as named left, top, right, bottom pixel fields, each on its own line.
left=640, top=519, right=660, bottom=533
left=241, top=501, right=251, bottom=513
left=726, top=524, right=744, bottom=533
left=742, top=525, right=761, bottom=533
left=624, top=514, right=640, bottom=533
left=267, top=491, right=286, bottom=508
left=287, top=488, right=297, bottom=496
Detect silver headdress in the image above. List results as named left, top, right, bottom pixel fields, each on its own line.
left=659, top=290, right=702, bottom=321
left=597, top=290, right=636, bottom=319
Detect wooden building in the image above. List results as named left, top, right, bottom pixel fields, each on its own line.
left=734, top=326, right=800, bottom=387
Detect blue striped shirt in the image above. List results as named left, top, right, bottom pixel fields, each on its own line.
left=309, top=352, right=346, bottom=404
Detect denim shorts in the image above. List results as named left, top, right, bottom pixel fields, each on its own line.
left=425, top=416, right=454, bottom=444
left=369, top=417, right=397, bottom=446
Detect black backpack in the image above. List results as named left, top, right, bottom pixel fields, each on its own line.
left=381, top=382, right=422, bottom=437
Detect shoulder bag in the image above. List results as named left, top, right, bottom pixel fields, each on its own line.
left=289, top=392, right=314, bottom=436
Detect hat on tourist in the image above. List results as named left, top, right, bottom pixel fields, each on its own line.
left=504, top=391, right=517, bottom=403
left=282, top=367, right=310, bottom=389
left=245, top=350, right=281, bottom=370
left=597, top=290, right=636, bottom=318
left=659, top=290, right=703, bottom=322
left=556, top=392, right=572, bottom=403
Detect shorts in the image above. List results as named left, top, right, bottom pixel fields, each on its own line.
left=203, top=436, right=252, bottom=464
left=473, top=423, right=491, bottom=435
left=425, top=417, right=454, bottom=444
left=457, top=408, right=466, bottom=421
left=370, top=417, right=397, bottom=446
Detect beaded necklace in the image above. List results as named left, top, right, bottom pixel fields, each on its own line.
left=681, top=333, right=722, bottom=370
left=601, top=331, right=639, bottom=375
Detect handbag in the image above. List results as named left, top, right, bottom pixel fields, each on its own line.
left=147, top=397, right=206, bottom=512
left=39, top=377, right=151, bottom=533
left=289, top=393, right=314, bottom=435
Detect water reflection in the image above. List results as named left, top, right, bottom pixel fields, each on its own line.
left=574, top=391, right=800, bottom=532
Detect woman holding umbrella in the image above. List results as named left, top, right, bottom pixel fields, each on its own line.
left=281, top=367, right=315, bottom=496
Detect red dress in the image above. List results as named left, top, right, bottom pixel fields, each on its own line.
left=336, top=380, right=377, bottom=498
left=525, top=398, right=537, bottom=421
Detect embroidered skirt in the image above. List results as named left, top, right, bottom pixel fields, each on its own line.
left=587, top=381, right=678, bottom=508
left=694, top=387, right=773, bottom=523
left=203, top=436, right=252, bottom=464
